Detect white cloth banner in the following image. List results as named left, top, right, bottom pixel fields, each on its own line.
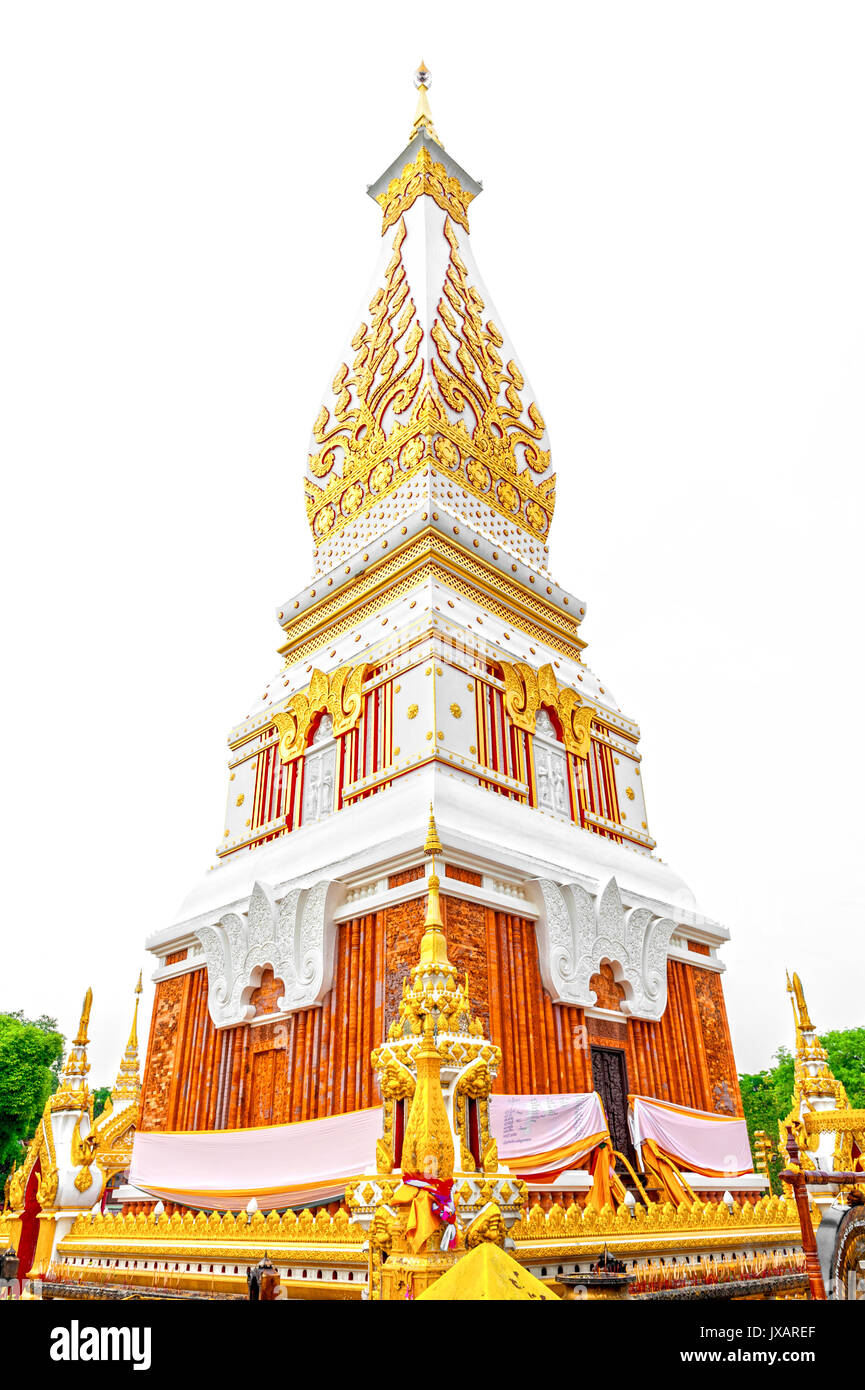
left=129, top=1092, right=611, bottom=1209
left=629, top=1096, right=753, bottom=1177
left=489, top=1092, right=609, bottom=1173
left=130, top=1106, right=385, bottom=1210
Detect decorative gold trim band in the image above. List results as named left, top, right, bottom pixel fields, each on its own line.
left=803, top=1109, right=865, bottom=1134
left=278, top=530, right=583, bottom=661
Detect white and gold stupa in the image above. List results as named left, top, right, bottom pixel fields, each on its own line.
left=135, top=68, right=738, bottom=1149
left=3, top=67, right=814, bottom=1305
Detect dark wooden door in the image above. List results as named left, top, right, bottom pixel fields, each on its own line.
left=591, top=1046, right=635, bottom=1168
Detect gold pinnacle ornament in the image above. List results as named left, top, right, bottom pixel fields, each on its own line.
left=411, top=60, right=440, bottom=143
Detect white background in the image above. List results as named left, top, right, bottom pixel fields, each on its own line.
left=1, top=2, right=862, bottom=1085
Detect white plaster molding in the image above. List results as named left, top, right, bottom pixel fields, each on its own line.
left=533, top=875, right=678, bottom=1021
left=195, top=878, right=335, bottom=1028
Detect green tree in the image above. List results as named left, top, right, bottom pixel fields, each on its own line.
left=739, top=1026, right=865, bottom=1193
left=0, top=1012, right=65, bottom=1187
left=92, top=1086, right=112, bottom=1119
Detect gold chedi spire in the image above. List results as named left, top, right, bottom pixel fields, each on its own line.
left=779, top=970, right=850, bottom=1168
left=359, top=808, right=518, bottom=1299
left=112, top=973, right=143, bottom=1103
left=410, top=60, right=440, bottom=143
left=53, top=987, right=94, bottom=1111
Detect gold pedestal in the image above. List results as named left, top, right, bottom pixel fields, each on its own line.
left=380, top=1245, right=457, bottom=1301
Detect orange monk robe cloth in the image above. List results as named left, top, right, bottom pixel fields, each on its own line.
left=639, top=1138, right=696, bottom=1208
left=129, top=1093, right=611, bottom=1210
left=586, top=1142, right=628, bottom=1214
left=390, top=1181, right=453, bottom=1254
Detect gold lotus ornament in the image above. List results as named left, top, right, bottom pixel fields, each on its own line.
left=341, top=483, right=363, bottom=515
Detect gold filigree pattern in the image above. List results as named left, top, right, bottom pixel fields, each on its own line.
left=429, top=218, right=553, bottom=533
left=376, top=146, right=475, bottom=234
left=272, top=662, right=369, bottom=763
left=306, top=219, right=424, bottom=525
left=305, top=215, right=556, bottom=548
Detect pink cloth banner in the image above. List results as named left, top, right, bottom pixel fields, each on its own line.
left=489, top=1092, right=609, bottom=1173
left=629, top=1096, right=753, bottom=1177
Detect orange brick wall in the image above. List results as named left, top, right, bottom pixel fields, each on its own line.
left=139, top=897, right=741, bottom=1131
left=627, top=961, right=742, bottom=1115
left=486, top=910, right=592, bottom=1093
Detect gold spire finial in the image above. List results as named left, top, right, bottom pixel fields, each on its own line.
left=74, top=988, right=93, bottom=1046
left=780, top=971, right=846, bottom=1139
left=53, top=987, right=93, bottom=1110
left=786, top=969, right=799, bottom=1030
left=790, top=972, right=813, bottom=1030
left=128, top=972, right=143, bottom=1049
left=112, top=974, right=143, bottom=1104
left=411, top=60, right=440, bottom=143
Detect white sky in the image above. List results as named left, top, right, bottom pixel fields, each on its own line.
left=1, top=2, right=862, bottom=1087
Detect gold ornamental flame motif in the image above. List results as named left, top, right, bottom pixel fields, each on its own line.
left=272, top=662, right=369, bottom=763
left=377, top=147, right=474, bottom=234
left=499, top=660, right=595, bottom=759
left=305, top=211, right=555, bottom=547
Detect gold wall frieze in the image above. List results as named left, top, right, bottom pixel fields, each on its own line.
left=272, top=662, right=369, bottom=763
left=375, top=147, right=475, bottom=234
left=510, top=1195, right=800, bottom=1249
left=62, top=1206, right=366, bottom=1254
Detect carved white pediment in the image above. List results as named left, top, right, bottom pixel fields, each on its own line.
left=195, top=878, right=334, bottom=1027
left=535, top=876, right=677, bottom=1021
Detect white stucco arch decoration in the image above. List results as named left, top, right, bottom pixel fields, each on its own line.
left=533, top=876, right=677, bottom=1021
left=196, top=878, right=335, bottom=1027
